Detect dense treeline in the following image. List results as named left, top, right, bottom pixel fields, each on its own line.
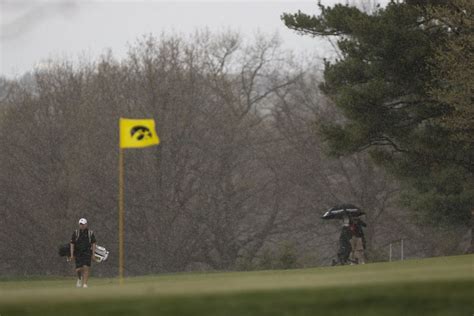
left=283, top=0, right=473, bottom=250
left=0, top=30, right=469, bottom=276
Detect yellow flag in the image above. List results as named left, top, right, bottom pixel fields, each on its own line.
left=119, top=118, right=160, bottom=148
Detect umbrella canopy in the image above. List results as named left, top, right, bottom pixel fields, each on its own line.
left=321, top=204, right=365, bottom=220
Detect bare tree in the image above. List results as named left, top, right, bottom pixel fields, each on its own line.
left=0, top=30, right=462, bottom=277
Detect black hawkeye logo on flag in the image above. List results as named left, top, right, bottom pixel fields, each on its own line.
left=131, top=126, right=153, bottom=141
left=120, top=118, right=159, bottom=148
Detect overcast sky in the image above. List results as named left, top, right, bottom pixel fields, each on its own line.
left=0, top=0, right=386, bottom=78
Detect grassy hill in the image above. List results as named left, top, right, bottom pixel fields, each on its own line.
left=0, top=255, right=472, bottom=316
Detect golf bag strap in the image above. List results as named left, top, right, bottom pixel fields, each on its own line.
left=75, top=229, right=93, bottom=243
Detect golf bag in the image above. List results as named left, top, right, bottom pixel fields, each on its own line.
left=94, top=245, right=109, bottom=263
left=58, top=244, right=70, bottom=257
left=58, top=243, right=109, bottom=263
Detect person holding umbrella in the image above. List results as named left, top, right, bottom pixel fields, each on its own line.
left=336, top=215, right=353, bottom=265
left=322, top=204, right=366, bottom=265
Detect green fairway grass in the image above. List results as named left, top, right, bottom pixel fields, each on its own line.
left=0, top=255, right=473, bottom=316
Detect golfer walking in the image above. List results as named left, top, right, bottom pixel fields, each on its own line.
left=69, top=218, right=97, bottom=288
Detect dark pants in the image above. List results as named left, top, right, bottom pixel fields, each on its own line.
left=75, top=254, right=92, bottom=269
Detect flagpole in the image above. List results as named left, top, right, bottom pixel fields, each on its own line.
left=118, top=117, right=159, bottom=285
left=118, top=147, right=125, bottom=285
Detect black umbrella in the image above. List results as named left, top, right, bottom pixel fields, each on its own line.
left=321, top=204, right=365, bottom=220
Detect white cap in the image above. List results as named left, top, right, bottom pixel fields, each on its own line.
left=79, top=218, right=87, bottom=225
